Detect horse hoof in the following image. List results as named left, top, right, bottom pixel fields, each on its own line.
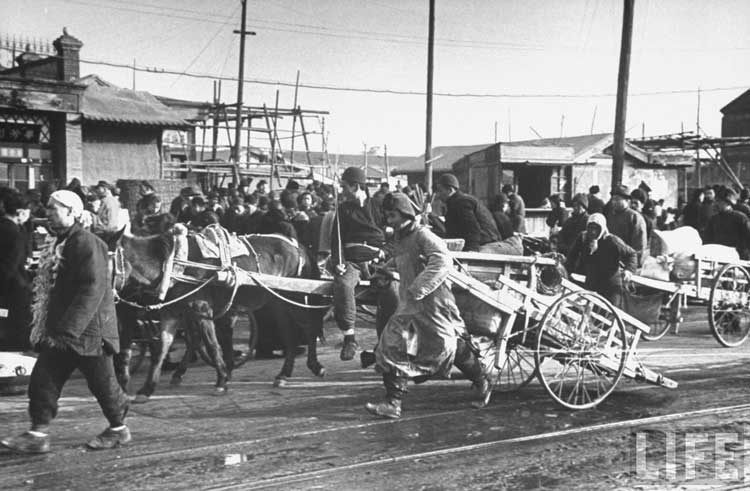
left=273, top=377, right=287, bottom=388
left=133, top=394, right=150, bottom=404
left=315, top=367, right=326, bottom=378
left=170, top=376, right=182, bottom=386
left=213, top=387, right=228, bottom=396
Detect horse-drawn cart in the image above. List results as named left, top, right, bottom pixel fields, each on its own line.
left=204, top=250, right=677, bottom=410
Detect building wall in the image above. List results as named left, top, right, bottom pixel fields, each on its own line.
left=81, top=123, right=161, bottom=185
left=621, top=161, right=681, bottom=207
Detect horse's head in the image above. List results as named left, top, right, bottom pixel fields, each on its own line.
left=109, top=222, right=178, bottom=292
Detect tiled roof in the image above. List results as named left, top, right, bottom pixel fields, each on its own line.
left=77, top=75, right=188, bottom=127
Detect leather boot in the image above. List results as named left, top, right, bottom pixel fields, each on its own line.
left=365, top=373, right=407, bottom=419
left=365, top=399, right=402, bottom=419
left=454, top=338, right=492, bottom=404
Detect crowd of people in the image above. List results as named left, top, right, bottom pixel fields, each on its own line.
left=2, top=169, right=750, bottom=452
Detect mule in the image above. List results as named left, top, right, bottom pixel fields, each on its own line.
left=111, top=225, right=326, bottom=403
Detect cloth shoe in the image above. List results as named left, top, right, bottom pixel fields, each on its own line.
left=365, top=400, right=402, bottom=419
left=340, top=337, right=359, bottom=361
left=1, top=431, right=51, bottom=454
left=360, top=350, right=376, bottom=369
left=86, top=426, right=131, bottom=450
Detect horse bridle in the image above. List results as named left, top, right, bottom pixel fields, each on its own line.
left=110, top=246, right=128, bottom=293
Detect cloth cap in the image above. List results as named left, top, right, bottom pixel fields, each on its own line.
left=586, top=213, right=608, bottom=239
left=49, top=190, right=84, bottom=217
left=572, top=193, right=589, bottom=209
left=630, top=189, right=647, bottom=204
left=610, top=184, right=630, bottom=199
left=341, top=167, right=367, bottom=185
left=438, top=173, right=460, bottom=190
left=639, top=180, right=652, bottom=193
left=383, top=192, right=416, bottom=218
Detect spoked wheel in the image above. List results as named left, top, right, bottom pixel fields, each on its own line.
left=709, top=264, right=750, bottom=347
left=642, top=293, right=679, bottom=342
left=535, top=291, right=627, bottom=410
left=494, top=344, right=538, bottom=393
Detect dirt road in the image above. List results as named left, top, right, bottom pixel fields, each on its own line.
left=2, top=306, right=750, bottom=490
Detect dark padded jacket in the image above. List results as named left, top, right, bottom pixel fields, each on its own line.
left=444, top=191, right=501, bottom=251
left=41, top=223, right=118, bottom=356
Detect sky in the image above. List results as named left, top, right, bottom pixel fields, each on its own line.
left=3, top=0, right=750, bottom=157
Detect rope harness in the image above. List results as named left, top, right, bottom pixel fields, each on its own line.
left=111, top=233, right=356, bottom=316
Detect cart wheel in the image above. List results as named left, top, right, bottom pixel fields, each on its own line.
left=494, top=344, right=537, bottom=393
left=642, top=294, right=675, bottom=342
left=535, top=291, right=627, bottom=410
left=709, top=264, right=750, bottom=347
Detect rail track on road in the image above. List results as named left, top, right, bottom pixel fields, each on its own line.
left=208, top=401, right=750, bottom=490
left=2, top=370, right=750, bottom=489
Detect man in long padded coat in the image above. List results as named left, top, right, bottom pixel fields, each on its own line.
left=1, top=190, right=130, bottom=454
left=365, top=192, right=489, bottom=419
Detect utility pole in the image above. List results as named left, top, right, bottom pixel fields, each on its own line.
left=611, top=0, right=635, bottom=190
left=424, top=0, right=436, bottom=193
left=384, top=144, right=390, bottom=185
left=494, top=121, right=498, bottom=143
left=590, top=105, right=597, bottom=135
left=696, top=86, right=702, bottom=188
left=132, top=58, right=136, bottom=90
left=363, top=142, right=368, bottom=182
left=290, top=70, right=300, bottom=168
left=233, top=0, right=256, bottom=184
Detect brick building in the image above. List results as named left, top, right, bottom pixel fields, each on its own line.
left=0, top=29, right=187, bottom=189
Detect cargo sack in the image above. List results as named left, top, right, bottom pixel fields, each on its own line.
left=650, top=227, right=702, bottom=257
left=622, top=284, right=663, bottom=325
left=454, top=290, right=504, bottom=337
left=639, top=256, right=672, bottom=282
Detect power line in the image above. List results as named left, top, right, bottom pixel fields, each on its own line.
left=61, top=0, right=750, bottom=53
left=1, top=46, right=746, bottom=100
left=169, top=3, right=240, bottom=87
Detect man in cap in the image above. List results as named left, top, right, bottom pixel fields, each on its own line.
left=501, top=184, right=526, bottom=233
left=630, top=188, right=654, bottom=244
left=587, top=185, right=605, bottom=215
left=557, top=193, right=589, bottom=256
left=2, top=190, right=130, bottom=454
left=365, top=192, right=489, bottom=419
left=704, top=188, right=750, bottom=259
left=170, top=185, right=201, bottom=223
left=565, top=213, right=638, bottom=308
left=0, top=188, right=32, bottom=350
left=252, top=180, right=269, bottom=200
left=698, top=186, right=718, bottom=240
left=606, top=184, right=647, bottom=267
left=90, top=180, right=122, bottom=235
left=331, top=166, right=395, bottom=361
left=437, top=173, right=501, bottom=252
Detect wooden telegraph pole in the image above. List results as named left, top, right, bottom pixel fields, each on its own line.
left=424, top=0, right=436, bottom=193
left=611, top=0, right=635, bottom=190
left=233, top=0, right=256, bottom=185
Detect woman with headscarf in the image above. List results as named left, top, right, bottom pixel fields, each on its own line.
left=564, top=213, right=637, bottom=308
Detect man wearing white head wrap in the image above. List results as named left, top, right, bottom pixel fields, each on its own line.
left=1, top=187, right=130, bottom=454
left=564, top=213, right=638, bottom=308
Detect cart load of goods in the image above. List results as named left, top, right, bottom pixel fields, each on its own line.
left=638, top=226, right=740, bottom=282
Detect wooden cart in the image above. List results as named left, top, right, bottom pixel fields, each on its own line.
left=449, top=252, right=677, bottom=410
left=202, top=251, right=676, bottom=410
left=588, top=254, right=750, bottom=347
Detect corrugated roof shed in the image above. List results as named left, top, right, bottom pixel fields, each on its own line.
left=77, top=75, right=188, bottom=127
